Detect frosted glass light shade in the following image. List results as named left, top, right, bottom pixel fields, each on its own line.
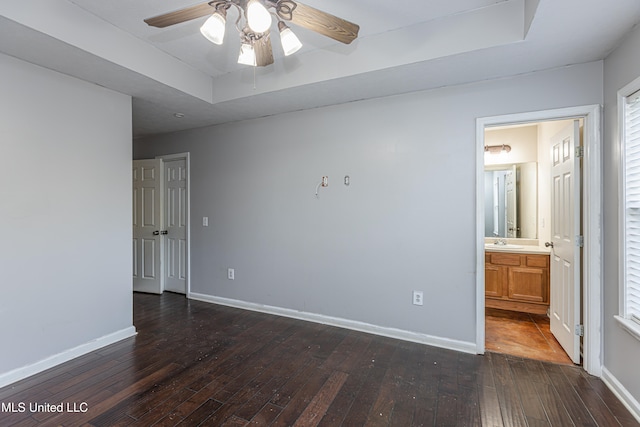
left=200, top=11, right=226, bottom=45
left=247, top=0, right=271, bottom=33
left=279, top=23, right=302, bottom=56
left=238, top=43, right=256, bottom=66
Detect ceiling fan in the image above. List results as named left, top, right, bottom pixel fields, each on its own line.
left=144, top=0, right=359, bottom=67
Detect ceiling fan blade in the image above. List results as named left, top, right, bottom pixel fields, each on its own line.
left=254, top=33, right=274, bottom=67
left=144, top=2, right=214, bottom=28
left=278, top=1, right=359, bottom=44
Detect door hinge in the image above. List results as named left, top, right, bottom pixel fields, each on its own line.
left=576, top=235, right=584, bottom=247
left=575, top=324, right=584, bottom=337
left=575, top=146, right=584, bottom=158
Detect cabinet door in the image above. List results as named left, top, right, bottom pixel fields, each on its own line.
left=485, top=264, right=504, bottom=298
left=508, top=267, right=548, bottom=303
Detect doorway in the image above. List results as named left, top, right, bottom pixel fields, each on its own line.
left=133, top=153, right=191, bottom=295
left=475, top=106, right=602, bottom=376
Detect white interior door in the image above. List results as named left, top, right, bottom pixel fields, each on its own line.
left=164, top=158, right=187, bottom=294
left=549, top=120, right=581, bottom=364
left=133, top=159, right=164, bottom=294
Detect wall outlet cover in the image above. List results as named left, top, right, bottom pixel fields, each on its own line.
left=413, top=290, right=424, bottom=306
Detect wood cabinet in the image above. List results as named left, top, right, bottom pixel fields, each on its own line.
left=485, top=251, right=550, bottom=314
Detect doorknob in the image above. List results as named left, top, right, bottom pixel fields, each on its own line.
left=152, top=230, right=160, bottom=236
left=161, top=230, right=168, bottom=235
left=545, top=241, right=554, bottom=248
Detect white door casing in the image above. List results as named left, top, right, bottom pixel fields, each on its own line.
left=133, top=159, right=164, bottom=294
left=163, top=158, right=188, bottom=294
left=549, top=120, right=581, bottom=364
left=477, top=105, right=602, bottom=376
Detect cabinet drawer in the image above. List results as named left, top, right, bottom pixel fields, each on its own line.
left=489, top=253, right=521, bottom=266
left=526, top=255, right=549, bottom=268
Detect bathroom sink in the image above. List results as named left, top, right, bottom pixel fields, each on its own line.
left=484, top=243, right=524, bottom=250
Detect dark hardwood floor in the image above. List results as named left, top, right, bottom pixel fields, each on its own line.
left=1, top=293, right=638, bottom=426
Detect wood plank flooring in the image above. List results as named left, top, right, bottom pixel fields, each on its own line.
left=0, top=292, right=638, bottom=426
left=485, top=308, right=573, bottom=365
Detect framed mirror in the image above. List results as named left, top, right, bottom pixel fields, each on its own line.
left=484, top=162, right=537, bottom=239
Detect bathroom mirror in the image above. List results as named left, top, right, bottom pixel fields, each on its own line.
left=484, top=162, right=537, bottom=239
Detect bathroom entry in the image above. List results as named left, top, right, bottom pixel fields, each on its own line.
left=482, top=118, right=583, bottom=365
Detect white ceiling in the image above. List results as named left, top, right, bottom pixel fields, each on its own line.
left=1, top=0, right=640, bottom=137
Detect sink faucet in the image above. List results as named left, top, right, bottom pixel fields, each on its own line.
left=494, top=238, right=507, bottom=245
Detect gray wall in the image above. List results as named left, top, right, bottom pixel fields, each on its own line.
left=135, top=61, right=603, bottom=347
left=0, top=53, right=134, bottom=382
left=603, top=23, right=640, bottom=403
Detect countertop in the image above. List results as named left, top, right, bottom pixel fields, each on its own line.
left=484, top=244, right=551, bottom=254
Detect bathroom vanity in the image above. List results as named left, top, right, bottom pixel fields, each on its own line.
left=485, top=245, right=550, bottom=314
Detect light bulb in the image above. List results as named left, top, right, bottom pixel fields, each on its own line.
left=247, top=0, right=271, bottom=33
left=238, top=43, right=256, bottom=66
left=200, top=10, right=226, bottom=45
left=278, top=21, right=302, bottom=56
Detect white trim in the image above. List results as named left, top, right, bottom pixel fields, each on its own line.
left=618, top=77, right=640, bottom=329
left=189, top=292, right=476, bottom=354
left=476, top=105, right=603, bottom=376
left=614, top=315, right=640, bottom=342
left=475, top=119, right=487, bottom=355
left=157, top=152, right=191, bottom=295
left=618, top=82, right=628, bottom=319
left=0, top=327, right=136, bottom=389
left=602, top=366, right=640, bottom=423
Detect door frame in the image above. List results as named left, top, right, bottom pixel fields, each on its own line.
left=157, top=152, right=191, bottom=296
left=475, top=105, right=602, bottom=376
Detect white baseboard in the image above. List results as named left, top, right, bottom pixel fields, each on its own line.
left=188, top=292, right=476, bottom=354
left=0, top=326, right=137, bottom=389
left=601, top=366, right=640, bottom=423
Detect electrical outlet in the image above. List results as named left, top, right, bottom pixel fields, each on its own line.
left=227, top=268, right=235, bottom=280
left=322, top=176, right=328, bottom=187
left=413, top=291, right=423, bottom=306
left=203, top=216, right=209, bottom=227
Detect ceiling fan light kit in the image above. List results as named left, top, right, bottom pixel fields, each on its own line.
left=246, top=0, right=272, bottom=33
left=199, top=8, right=226, bottom=45
left=237, top=42, right=257, bottom=66
left=278, top=21, right=302, bottom=56
left=144, top=0, right=359, bottom=68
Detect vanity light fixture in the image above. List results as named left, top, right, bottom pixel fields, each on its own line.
left=484, top=144, right=511, bottom=154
